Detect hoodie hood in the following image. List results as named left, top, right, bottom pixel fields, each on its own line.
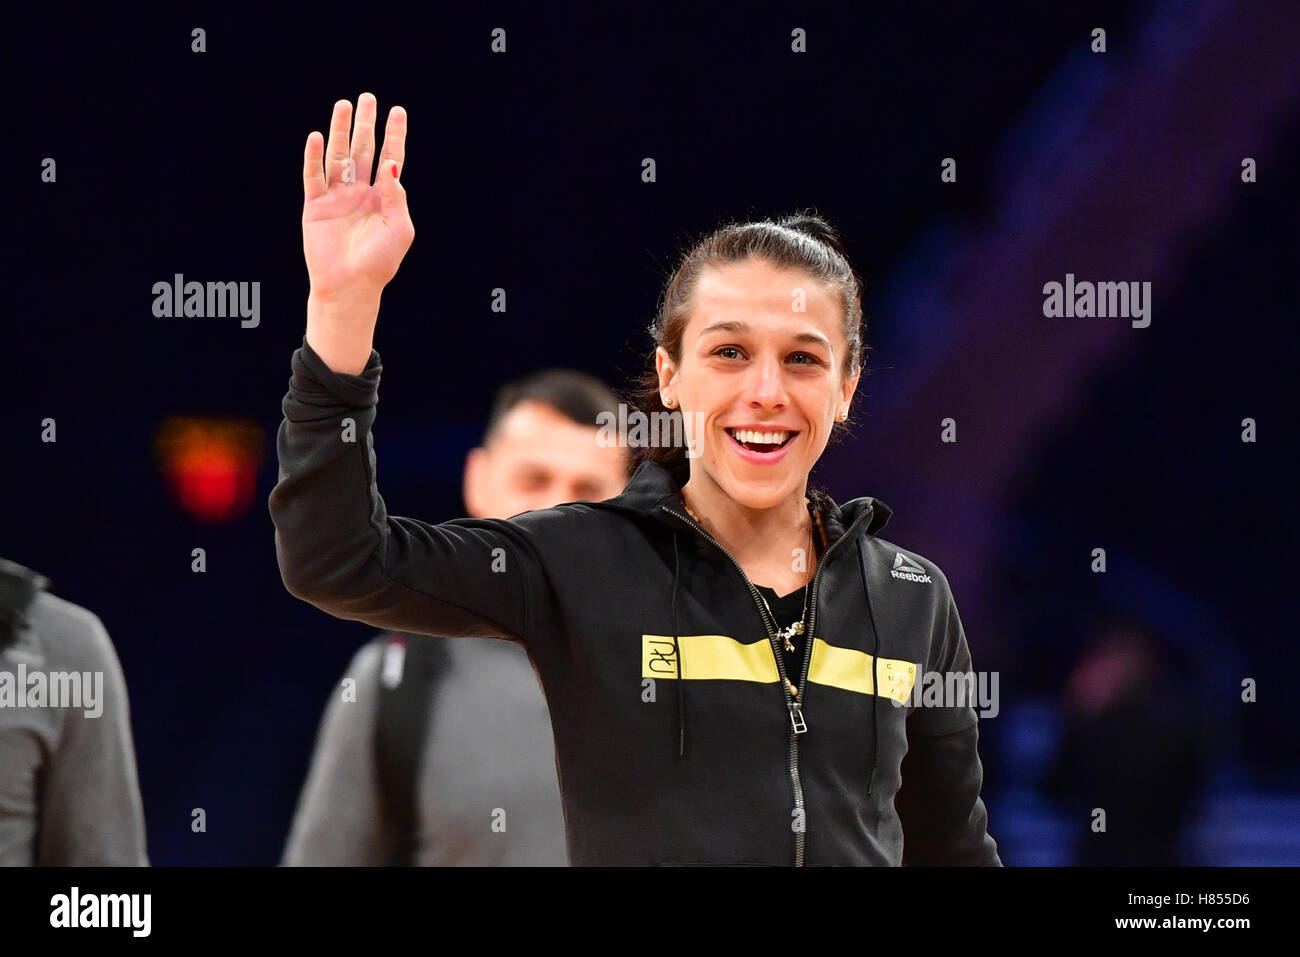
left=0, top=558, right=50, bottom=654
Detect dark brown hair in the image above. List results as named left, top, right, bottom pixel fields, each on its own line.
left=632, top=210, right=869, bottom=487
left=486, top=368, right=623, bottom=441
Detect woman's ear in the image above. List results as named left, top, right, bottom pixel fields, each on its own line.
left=840, top=368, right=862, bottom=419
left=654, top=346, right=676, bottom=403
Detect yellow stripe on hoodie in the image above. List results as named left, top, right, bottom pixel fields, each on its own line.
left=642, top=634, right=917, bottom=702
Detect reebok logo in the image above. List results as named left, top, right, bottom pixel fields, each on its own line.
left=890, top=552, right=932, bottom=584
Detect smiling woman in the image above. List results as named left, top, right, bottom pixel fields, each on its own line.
left=637, top=221, right=865, bottom=594
left=271, top=93, right=1001, bottom=866
left=638, top=215, right=865, bottom=476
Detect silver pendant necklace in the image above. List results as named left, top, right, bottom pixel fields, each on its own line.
left=761, top=586, right=809, bottom=653
left=681, top=493, right=820, bottom=655
left=757, top=516, right=815, bottom=653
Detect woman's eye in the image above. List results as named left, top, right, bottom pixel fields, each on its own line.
left=715, top=346, right=743, bottom=360
left=789, top=352, right=821, bottom=366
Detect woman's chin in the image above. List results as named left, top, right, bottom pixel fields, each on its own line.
left=718, top=474, right=801, bottom=512
left=686, top=454, right=805, bottom=510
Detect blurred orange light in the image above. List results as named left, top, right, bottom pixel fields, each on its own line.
left=154, top=417, right=265, bottom=523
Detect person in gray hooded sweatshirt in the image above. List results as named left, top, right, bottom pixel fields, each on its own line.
left=283, top=370, right=631, bottom=865
left=0, top=558, right=149, bottom=866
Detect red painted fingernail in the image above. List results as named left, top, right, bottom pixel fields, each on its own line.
left=391, top=163, right=399, bottom=178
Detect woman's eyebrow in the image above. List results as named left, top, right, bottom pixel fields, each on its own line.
left=791, top=331, right=833, bottom=349
left=697, top=319, right=832, bottom=350
left=697, top=320, right=748, bottom=336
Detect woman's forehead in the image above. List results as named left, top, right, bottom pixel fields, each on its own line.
left=695, top=259, right=835, bottom=305
left=686, top=264, right=842, bottom=339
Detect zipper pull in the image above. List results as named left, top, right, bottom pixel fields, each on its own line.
left=789, top=701, right=808, bottom=734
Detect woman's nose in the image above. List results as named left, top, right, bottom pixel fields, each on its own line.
left=744, top=355, right=787, bottom=408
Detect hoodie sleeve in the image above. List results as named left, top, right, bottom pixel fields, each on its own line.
left=895, top=585, right=1002, bottom=866
left=269, top=339, right=551, bottom=644
left=36, top=601, right=149, bottom=866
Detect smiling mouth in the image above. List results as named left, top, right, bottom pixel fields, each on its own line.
left=725, top=428, right=798, bottom=453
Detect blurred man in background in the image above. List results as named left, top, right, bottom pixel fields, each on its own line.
left=283, top=370, right=631, bottom=865
left=1043, top=617, right=1213, bottom=865
left=0, top=557, right=149, bottom=865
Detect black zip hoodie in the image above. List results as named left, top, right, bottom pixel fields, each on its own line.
left=270, top=338, right=1001, bottom=866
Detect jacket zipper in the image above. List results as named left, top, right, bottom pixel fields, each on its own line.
left=795, top=504, right=873, bottom=865
left=660, top=502, right=874, bottom=866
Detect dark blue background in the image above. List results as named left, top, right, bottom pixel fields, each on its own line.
left=8, top=1, right=1297, bottom=864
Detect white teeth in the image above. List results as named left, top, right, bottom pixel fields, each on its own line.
left=730, top=429, right=790, bottom=446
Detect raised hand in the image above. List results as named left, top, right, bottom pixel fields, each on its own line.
left=301, top=94, right=415, bottom=374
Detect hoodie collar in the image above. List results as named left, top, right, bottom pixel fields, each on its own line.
left=590, top=460, right=893, bottom=542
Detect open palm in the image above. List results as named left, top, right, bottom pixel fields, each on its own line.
left=302, top=94, right=414, bottom=298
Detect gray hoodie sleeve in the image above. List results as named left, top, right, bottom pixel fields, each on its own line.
left=282, top=640, right=393, bottom=866
left=270, top=339, right=554, bottom=645
left=35, top=595, right=149, bottom=866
